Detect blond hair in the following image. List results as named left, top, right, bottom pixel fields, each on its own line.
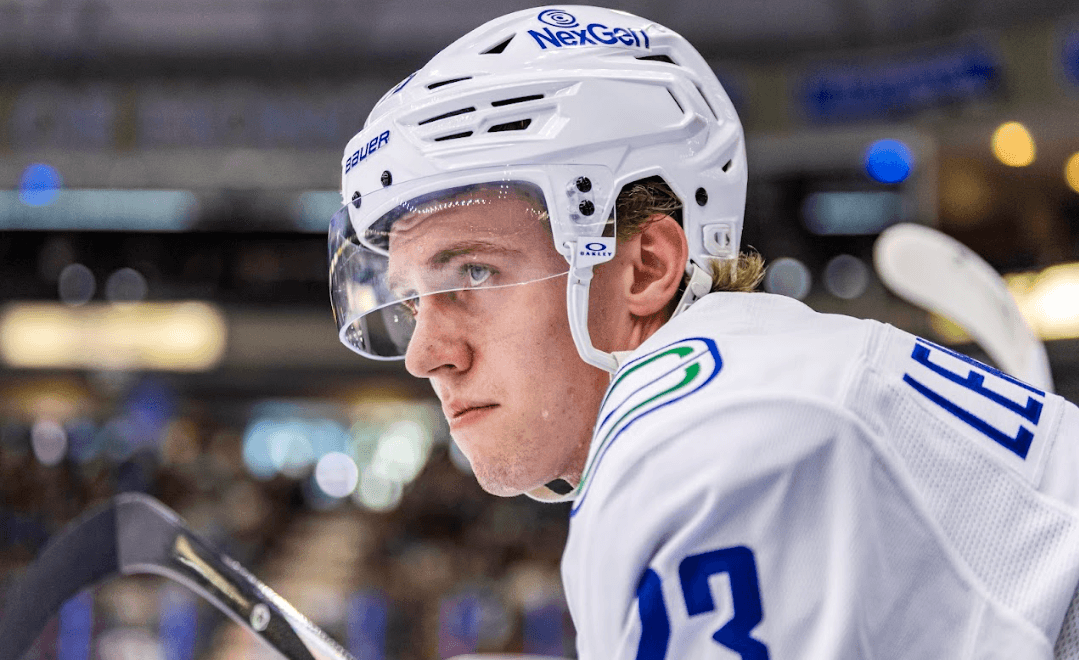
left=615, top=177, right=764, bottom=295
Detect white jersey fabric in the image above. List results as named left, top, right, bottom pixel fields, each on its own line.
left=561, top=291, right=1079, bottom=660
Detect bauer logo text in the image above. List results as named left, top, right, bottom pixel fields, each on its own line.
left=345, top=130, right=391, bottom=174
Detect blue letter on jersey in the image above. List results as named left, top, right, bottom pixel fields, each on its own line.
left=903, top=338, right=1044, bottom=459
left=680, top=547, right=769, bottom=660
left=636, top=568, right=670, bottom=660
left=636, top=546, right=768, bottom=660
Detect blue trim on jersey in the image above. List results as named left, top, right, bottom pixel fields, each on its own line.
left=571, top=337, right=722, bottom=517
left=597, top=345, right=695, bottom=431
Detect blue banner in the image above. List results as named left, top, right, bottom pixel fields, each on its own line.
left=160, top=587, right=198, bottom=660
left=438, top=592, right=482, bottom=658
left=799, top=40, right=1000, bottom=123
left=58, top=591, right=93, bottom=660
left=1061, top=26, right=1079, bottom=91
left=523, top=601, right=567, bottom=656
left=348, top=591, right=388, bottom=660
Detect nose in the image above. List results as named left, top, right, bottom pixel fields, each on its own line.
left=404, top=293, right=472, bottom=378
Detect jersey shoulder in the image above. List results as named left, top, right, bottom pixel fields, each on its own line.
left=572, top=292, right=884, bottom=514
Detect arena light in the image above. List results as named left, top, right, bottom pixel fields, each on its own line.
left=991, top=122, right=1035, bottom=167
left=864, top=139, right=914, bottom=184
left=1006, top=263, right=1079, bottom=340
left=763, top=257, right=811, bottom=300
left=0, top=302, right=227, bottom=371
left=19, top=163, right=62, bottom=207
left=295, top=191, right=341, bottom=232
left=314, top=452, right=360, bottom=498
left=0, top=189, right=197, bottom=231
left=1066, top=152, right=1079, bottom=195
left=353, top=469, right=403, bottom=512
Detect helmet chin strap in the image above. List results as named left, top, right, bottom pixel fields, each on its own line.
left=523, top=239, right=619, bottom=504
left=672, top=261, right=713, bottom=318
left=566, top=239, right=619, bottom=373
left=532, top=252, right=711, bottom=504
left=566, top=244, right=714, bottom=374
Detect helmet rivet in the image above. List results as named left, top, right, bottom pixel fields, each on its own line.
left=380, top=171, right=392, bottom=187
left=351, top=191, right=361, bottom=209
left=579, top=200, right=595, bottom=216
left=695, top=187, right=708, bottom=206
left=575, top=177, right=592, bottom=193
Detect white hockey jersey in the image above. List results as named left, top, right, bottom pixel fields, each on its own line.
left=561, top=291, right=1079, bottom=659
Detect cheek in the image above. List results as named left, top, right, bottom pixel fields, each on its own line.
left=495, top=286, right=588, bottom=397
left=585, top=258, right=631, bottom=344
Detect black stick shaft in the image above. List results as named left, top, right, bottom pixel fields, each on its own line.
left=0, top=502, right=118, bottom=660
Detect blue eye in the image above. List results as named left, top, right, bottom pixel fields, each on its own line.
left=466, top=264, right=493, bottom=286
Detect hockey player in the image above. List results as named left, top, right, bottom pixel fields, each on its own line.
left=328, top=6, right=1079, bottom=658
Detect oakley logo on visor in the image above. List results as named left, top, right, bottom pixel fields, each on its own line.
left=580, top=242, right=613, bottom=257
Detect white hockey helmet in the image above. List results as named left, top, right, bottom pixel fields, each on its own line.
left=329, top=5, right=746, bottom=372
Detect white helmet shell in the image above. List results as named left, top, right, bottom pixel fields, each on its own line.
left=336, top=5, right=746, bottom=372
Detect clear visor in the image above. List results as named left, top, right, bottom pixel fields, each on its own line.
left=330, top=180, right=576, bottom=359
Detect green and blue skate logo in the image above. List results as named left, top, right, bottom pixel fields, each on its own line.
left=572, top=337, right=721, bottom=514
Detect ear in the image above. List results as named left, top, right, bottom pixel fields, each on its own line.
left=624, top=214, right=689, bottom=317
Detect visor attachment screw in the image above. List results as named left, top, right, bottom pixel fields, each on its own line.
left=579, top=200, right=595, bottom=216
left=250, top=603, right=270, bottom=631
left=351, top=191, right=361, bottom=209
left=575, top=177, right=592, bottom=193
left=380, top=171, right=392, bottom=187
left=695, top=187, right=708, bottom=206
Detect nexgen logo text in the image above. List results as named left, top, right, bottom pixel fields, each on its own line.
left=528, top=23, right=651, bottom=50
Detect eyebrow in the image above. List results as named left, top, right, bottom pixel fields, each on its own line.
left=430, top=240, right=523, bottom=264
left=386, top=240, right=524, bottom=293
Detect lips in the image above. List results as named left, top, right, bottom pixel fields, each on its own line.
left=446, top=402, right=498, bottom=419
left=444, top=400, right=499, bottom=428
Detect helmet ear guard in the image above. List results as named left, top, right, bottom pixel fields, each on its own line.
left=333, top=5, right=747, bottom=375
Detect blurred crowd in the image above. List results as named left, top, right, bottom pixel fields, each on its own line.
left=0, top=402, right=575, bottom=659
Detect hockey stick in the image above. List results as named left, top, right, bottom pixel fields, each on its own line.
left=873, top=223, right=1054, bottom=392
left=0, top=492, right=354, bottom=660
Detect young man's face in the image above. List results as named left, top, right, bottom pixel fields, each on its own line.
left=386, top=188, right=611, bottom=496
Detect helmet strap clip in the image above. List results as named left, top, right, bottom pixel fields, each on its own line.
left=671, top=261, right=712, bottom=318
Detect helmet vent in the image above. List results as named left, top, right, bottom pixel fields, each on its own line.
left=427, top=76, right=472, bottom=90
left=434, top=131, right=474, bottom=142
left=491, top=94, right=544, bottom=107
left=722, top=160, right=733, bottom=172
left=482, top=35, right=515, bottom=54
left=488, top=118, right=532, bottom=133
left=666, top=89, right=684, bottom=114
left=694, top=84, right=719, bottom=120
left=637, top=54, right=678, bottom=65
left=418, top=106, right=476, bottom=126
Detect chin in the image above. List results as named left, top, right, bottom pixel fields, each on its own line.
left=474, top=478, right=525, bottom=498
left=469, top=457, right=551, bottom=498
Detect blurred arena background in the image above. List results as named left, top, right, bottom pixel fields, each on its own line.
left=2, top=0, right=1079, bottom=657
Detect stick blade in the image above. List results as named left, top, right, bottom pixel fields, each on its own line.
left=874, top=223, right=1053, bottom=391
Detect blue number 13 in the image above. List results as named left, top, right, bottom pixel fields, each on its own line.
left=636, top=545, right=769, bottom=660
